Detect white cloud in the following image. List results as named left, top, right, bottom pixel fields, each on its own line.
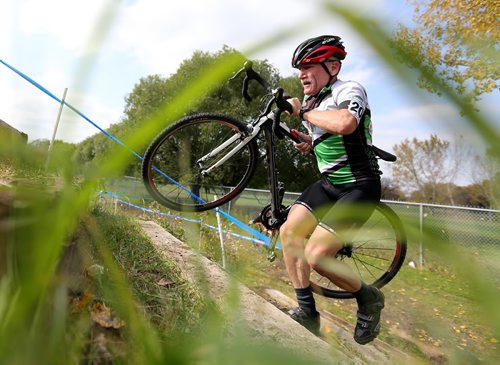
left=112, top=0, right=321, bottom=75
left=5, top=0, right=486, bottom=152
left=108, top=0, right=394, bottom=76
left=56, top=93, right=123, bottom=143
left=17, top=0, right=115, bottom=54
left=373, top=102, right=486, bottom=152
left=0, top=76, right=60, bottom=141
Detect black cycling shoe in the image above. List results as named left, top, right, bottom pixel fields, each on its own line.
left=354, top=288, right=385, bottom=345
left=288, top=307, right=320, bottom=334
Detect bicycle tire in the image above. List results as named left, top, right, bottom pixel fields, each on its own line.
left=142, top=113, right=258, bottom=212
left=310, top=202, right=407, bottom=299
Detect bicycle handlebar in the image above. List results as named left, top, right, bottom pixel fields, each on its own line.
left=230, top=61, right=271, bottom=100
left=231, top=61, right=396, bottom=160
left=230, top=61, right=292, bottom=113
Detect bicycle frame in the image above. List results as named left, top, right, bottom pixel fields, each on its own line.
left=197, top=110, right=301, bottom=173
left=261, top=116, right=290, bottom=261
left=195, top=106, right=300, bottom=251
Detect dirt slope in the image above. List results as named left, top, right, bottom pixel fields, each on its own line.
left=139, top=220, right=414, bottom=365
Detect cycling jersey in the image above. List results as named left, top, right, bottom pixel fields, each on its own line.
left=302, top=79, right=381, bottom=185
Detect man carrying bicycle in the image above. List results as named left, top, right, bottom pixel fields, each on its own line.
left=281, top=35, right=384, bottom=344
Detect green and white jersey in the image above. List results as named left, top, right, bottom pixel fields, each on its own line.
left=302, top=79, right=381, bottom=185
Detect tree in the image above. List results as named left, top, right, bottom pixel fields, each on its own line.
left=470, top=147, right=500, bottom=208
left=393, top=0, right=499, bottom=105
left=452, top=183, right=492, bottom=208
left=392, top=134, right=467, bottom=203
left=74, top=47, right=318, bottom=190
left=75, top=47, right=253, bottom=176
left=381, top=177, right=407, bottom=201
left=122, top=74, right=171, bottom=127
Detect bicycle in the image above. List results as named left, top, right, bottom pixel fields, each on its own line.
left=141, top=61, right=407, bottom=299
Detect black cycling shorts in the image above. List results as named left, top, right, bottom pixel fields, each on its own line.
left=294, top=177, right=381, bottom=234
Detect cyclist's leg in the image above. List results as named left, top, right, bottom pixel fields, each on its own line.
left=279, top=180, right=326, bottom=334
left=305, top=179, right=380, bottom=285
left=303, top=180, right=384, bottom=344
left=305, top=224, right=361, bottom=291
left=280, top=203, right=317, bottom=289
left=304, top=179, right=376, bottom=263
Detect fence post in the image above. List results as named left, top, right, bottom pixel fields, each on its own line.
left=46, top=87, right=68, bottom=170
left=419, top=203, right=425, bottom=268
left=214, top=196, right=226, bottom=269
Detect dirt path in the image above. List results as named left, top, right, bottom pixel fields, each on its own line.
left=139, top=220, right=414, bottom=364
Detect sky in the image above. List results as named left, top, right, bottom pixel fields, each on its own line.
left=1, top=0, right=497, bottom=183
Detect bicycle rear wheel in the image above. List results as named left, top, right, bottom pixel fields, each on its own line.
left=142, top=113, right=258, bottom=212
left=310, top=203, right=407, bottom=299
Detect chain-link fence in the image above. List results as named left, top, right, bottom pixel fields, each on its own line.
left=217, top=188, right=499, bottom=268
left=104, top=178, right=499, bottom=271
left=223, top=188, right=496, bottom=232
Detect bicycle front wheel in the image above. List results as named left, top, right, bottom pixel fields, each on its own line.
left=310, top=202, right=407, bottom=299
left=142, top=113, right=258, bottom=212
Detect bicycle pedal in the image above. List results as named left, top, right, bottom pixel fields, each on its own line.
left=267, top=251, right=276, bottom=262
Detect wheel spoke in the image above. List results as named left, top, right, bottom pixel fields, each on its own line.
left=142, top=114, right=258, bottom=211
left=310, top=203, right=407, bottom=299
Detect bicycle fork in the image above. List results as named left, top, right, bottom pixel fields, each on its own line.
left=262, top=124, right=287, bottom=262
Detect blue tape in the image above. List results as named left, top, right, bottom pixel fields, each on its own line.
left=0, top=58, right=143, bottom=160
left=2, top=58, right=272, bottom=247
left=99, top=190, right=274, bottom=247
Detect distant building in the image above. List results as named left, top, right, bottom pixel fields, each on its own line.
left=0, top=119, right=28, bottom=143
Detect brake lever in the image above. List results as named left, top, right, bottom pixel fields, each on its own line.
left=242, top=76, right=252, bottom=101
left=274, top=88, right=293, bottom=114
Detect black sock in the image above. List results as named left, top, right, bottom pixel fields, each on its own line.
left=295, top=286, right=318, bottom=316
left=354, top=282, right=377, bottom=306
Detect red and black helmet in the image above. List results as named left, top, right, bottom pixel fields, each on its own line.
left=291, top=35, right=346, bottom=68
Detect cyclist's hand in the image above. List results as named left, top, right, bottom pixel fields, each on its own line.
left=286, top=97, right=302, bottom=116
left=293, top=133, right=312, bottom=154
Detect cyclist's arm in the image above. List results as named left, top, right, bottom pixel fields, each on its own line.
left=287, top=97, right=356, bottom=135
left=302, top=109, right=356, bottom=135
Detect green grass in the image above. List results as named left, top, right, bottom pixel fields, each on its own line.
left=86, top=206, right=206, bottom=332
left=98, top=176, right=500, bottom=363
left=2, top=143, right=497, bottom=364
left=130, top=203, right=498, bottom=364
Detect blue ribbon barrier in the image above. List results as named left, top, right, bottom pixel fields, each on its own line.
left=0, top=58, right=142, bottom=160
left=98, top=190, right=277, bottom=248
left=2, top=58, right=274, bottom=248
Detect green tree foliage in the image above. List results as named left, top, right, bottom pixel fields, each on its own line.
left=381, top=177, right=407, bottom=201
left=18, top=139, right=77, bottom=174
left=74, top=47, right=318, bottom=190
left=393, top=0, right=499, bottom=105
left=122, top=74, right=171, bottom=128
left=452, top=182, right=493, bottom=208
left=406, top=181, right=494, bottom=207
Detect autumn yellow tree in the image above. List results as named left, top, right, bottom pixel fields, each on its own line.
left=393, top=0, right=499, bottom=105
